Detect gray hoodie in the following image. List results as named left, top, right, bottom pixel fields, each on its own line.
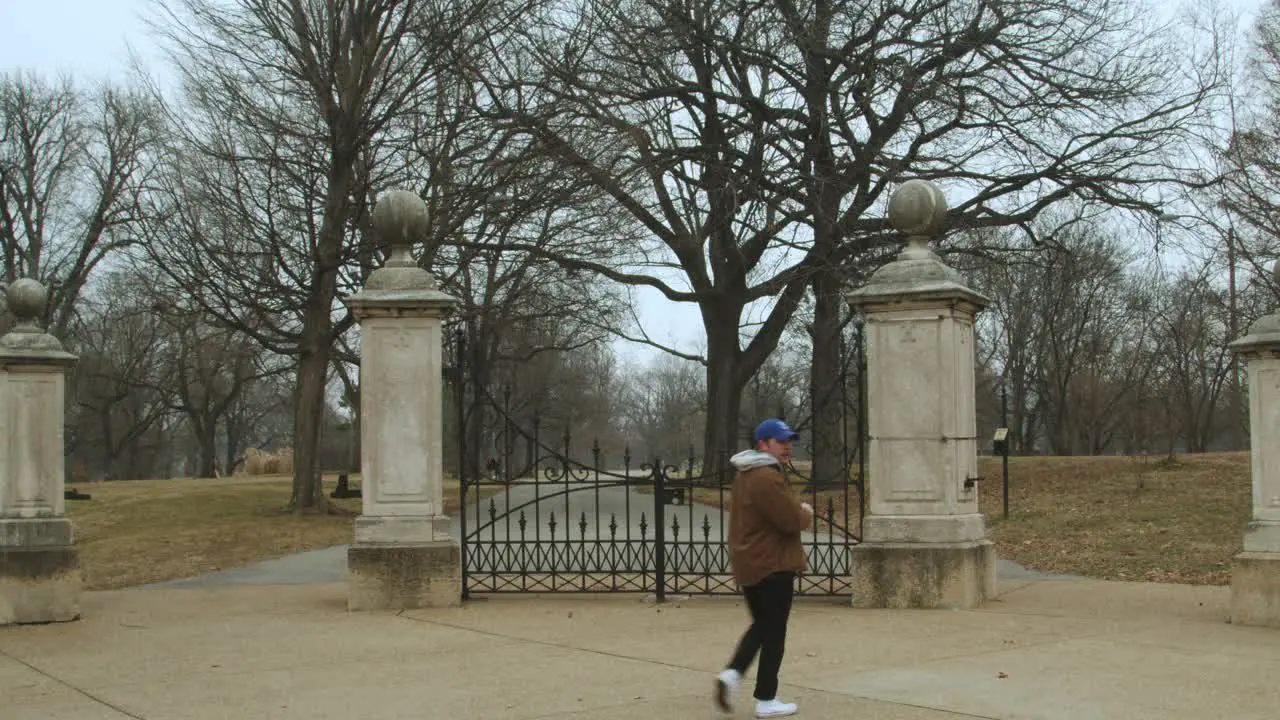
left=729, top=449, right=783, bottom=472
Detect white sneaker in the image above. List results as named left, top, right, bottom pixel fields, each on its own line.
left=754, top=698, right=798, bottom=717
left=715, top=669, right=741, bottom=712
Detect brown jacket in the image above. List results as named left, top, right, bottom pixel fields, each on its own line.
left=727, top=455, right=809, bottom=588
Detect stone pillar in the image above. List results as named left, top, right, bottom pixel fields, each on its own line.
left=0, top=279, right=80, bottom=625
left=345, top=190, right=460, bottom=611
left=1228, top=272, right=1280, bottom=628
left=846, top=179, right=997, bottom=609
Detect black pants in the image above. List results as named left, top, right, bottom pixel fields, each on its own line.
left=727, top=571, right=795, bottom=700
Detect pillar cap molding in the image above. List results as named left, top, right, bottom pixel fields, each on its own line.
left=346, top=289, right=458, bottom=318
left=1231, top=312, right=1280, bottom=356
left=852, top=287, right=989, bottom=314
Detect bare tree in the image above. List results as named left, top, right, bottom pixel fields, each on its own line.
left=0, top=72, right=162, bottom=335
left=0, top=278, right=11, bottom=336
left=221, top=369, right=296, bottom=474
left=1147, top=265, right=1236, bottom=453
left=616, top=354, right=708, bottom=464
left=962, top=226, right=1045, bottom=453
left=150, top=301, right=287, bottom=478
left=1221, top=0, right=1280, bottom=300
left=144, top=0, right=506, bottom=511
left=64, top=272, right=174, bottom=480
left=1026, top=223, right=1139, bottom=454
left=480, top=0, right=1224, bottom=475
left=470, top=309, right=625, bottom=469
left=403, top=76, right=629, bottom=479
left=960, top=213, right=1161, bottom=455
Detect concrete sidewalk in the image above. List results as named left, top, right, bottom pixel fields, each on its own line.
left=3, top=572, right=1277, bottom=720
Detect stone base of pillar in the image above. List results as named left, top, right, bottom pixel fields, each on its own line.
left=1231, top=551, right=1280, bottom=628
left=354, top=515, right=452, bottom=544
left=347, top=541, right=461, bottom=611
left=0, top=545, right=81, bottom=626
left=851, top=540, right=996, bottom=610
left=862, top=514, right=987, bottom=544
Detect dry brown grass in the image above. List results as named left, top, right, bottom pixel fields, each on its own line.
left=977, top=452, right=1251, bottom=585
left=66, top=474, right=474, bottom=590
left=645, top=452, right=1251, bottom=585
left=67, top=453, right=1252, bottom=590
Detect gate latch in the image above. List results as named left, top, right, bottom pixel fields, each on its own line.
left=964, top=475, right=982, bottom=490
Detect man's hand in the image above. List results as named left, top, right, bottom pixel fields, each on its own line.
left=800, top=502, right=814, bottom=519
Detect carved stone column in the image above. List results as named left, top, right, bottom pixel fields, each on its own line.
left=1229, top=270, right=1280, bottom=627
left=845, top=180, right=997, bottom=609
left=345, top=190, right=461, bottom=610
left=0, top=279, right=81, bottom=625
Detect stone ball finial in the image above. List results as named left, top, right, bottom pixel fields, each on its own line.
left=6, top=278, right=48, bottom=326
left=888, top=179, right=948, bottom=238
left=360, top=190, right=440, bottom=292
left=372, top=190, right=429, bottom=262
left=0, top=277, right=75, bottom=358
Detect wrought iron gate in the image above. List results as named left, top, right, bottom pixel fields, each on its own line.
left=455, top=381, right=865, bottom=601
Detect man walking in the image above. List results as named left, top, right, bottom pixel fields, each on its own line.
left=716, top=418, right=813, bottom=718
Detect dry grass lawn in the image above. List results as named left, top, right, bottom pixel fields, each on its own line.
left=978, top=452, right=1251, bottom=585
left=66, top=474, right=474, bottom=590
left=64, top=452, right=1252, bottom=590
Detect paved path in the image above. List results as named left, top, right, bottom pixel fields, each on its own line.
left=5, top=575, right=1274, bottom=719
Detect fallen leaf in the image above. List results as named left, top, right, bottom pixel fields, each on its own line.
left=997, top=672, right=1008, bottom=679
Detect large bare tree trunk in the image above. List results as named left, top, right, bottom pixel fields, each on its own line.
left=808, top=269, right=845, bottom=488
left=223, top=422, right=241, bottom=476
left=292, top=200, right=345, bottom=511
left=802, top=245, right=847, bottom=490
left=465, top=338, right=490, bottom=482
left=796, top=2, right=846, bottom=491
left=195, top=418, right=218, bottom=478
left=702, top=309, right=744, bottom=482
left=293, top=323, right=332, bottom=511
left=702, top=372, right=741, bottom=483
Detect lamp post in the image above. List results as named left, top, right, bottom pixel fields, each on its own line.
left=999, top=374, right=1009, bottom=519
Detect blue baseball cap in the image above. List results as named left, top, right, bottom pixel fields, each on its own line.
left=754, top=418, right=799, bottom=444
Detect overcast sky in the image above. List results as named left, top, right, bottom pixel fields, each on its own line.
left=0, top=0, right=161, bottom=83
left=0, top=0, right=1268, bottom=366
left=0, top=0, right=1262, bottom=78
